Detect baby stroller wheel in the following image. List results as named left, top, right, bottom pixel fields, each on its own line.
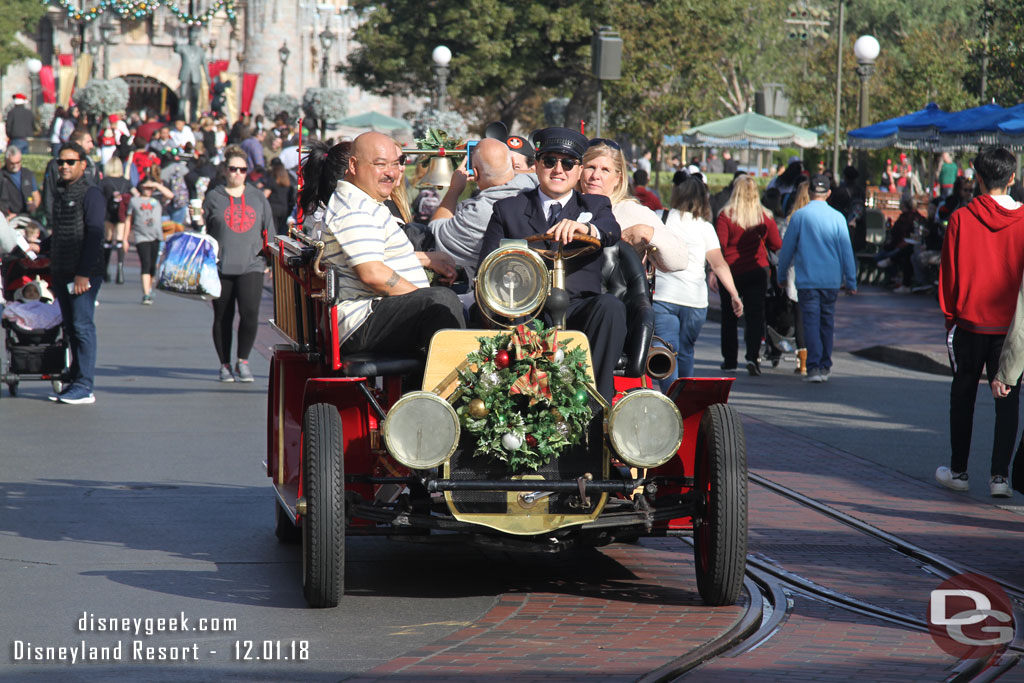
left=51, top=380, right=64, bottom=394
left=8, top=381, right=18, bottom=397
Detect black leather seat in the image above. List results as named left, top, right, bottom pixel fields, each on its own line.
left=338, top=353, right=423, bottom=378
left=600, top=242, right=654, bottom=377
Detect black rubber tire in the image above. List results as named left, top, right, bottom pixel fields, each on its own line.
left=52, top=380, right=63, bottom=394
left=274, top=501, right=302, bottom=545
left=8, top=381, right=18, bottom=397
left=693, top=403, right=748, bottom=606
left=301, top=402, right=344, bottom=608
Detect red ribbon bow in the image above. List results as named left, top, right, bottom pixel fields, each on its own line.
left=510, top=365, right=551, bottom=406
left=510, top=323, right=557, bottom=361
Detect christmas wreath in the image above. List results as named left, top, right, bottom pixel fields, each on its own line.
left=454, top=321, right=593, bottom=472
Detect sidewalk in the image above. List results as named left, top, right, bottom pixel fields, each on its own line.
left=709, top=284, right=950, bottom=375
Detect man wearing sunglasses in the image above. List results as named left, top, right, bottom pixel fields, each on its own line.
left=42, top=142, right=108, bottom=404
left=479, top=127, right=625, bottom=401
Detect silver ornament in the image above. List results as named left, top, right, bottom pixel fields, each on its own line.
left=553, top=348, right=565, bottom=363
left=479, top=371, right=500, bottom=390
left=555, top=421, right=571, bottom=437
left=501, top=432, right=523, bottom=451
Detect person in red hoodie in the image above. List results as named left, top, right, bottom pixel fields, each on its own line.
left=937, top=146, right=1024, bottom=498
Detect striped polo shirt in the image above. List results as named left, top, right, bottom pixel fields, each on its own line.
left=318, top=180, right=429, bottom=343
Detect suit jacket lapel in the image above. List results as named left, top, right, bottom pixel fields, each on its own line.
left=525, top=189, right=547, bottom=234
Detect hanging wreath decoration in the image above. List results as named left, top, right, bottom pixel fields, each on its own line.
left=454, top=320, right=593, bottom=472
left=45, top=0, right=237, bottom=26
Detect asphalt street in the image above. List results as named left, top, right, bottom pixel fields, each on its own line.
left=1, top=270, right=1018, bottom=681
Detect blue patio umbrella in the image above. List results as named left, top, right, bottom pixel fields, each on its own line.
left=897, top=103, right=1003, bottom=148
left=847, top=103, right=941, bottom=149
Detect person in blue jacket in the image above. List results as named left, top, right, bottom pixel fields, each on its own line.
left=777, top=174, right=857, bottom=384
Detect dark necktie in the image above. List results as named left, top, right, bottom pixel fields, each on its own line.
left=547, top=203, right=562, bottom=228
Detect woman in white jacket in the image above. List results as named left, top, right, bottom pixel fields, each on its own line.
left=653, top=176, right=743, bottom=390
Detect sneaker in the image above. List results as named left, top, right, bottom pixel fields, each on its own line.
left=234, top=360, right=254, bottom=383
left=746, top=360, right=761, bottom=376
left=991, top=476, right=1012, bottom=498
left=219, top=365, right=235, bottom=382
left=48, top=385, right=70, bottom=402
left=936, top=466, right=969, bottom=492
left=804, top=368, right=825, bottom=383
left=877, top=258, right=892, bottom=268
left=893, top=285, right=911, bottom=294
left=141, top=294, right=154, bottom=305
left=58, top=384, right=96, bottom=405
left=720, top=362, right=737, bottom=371
left=821, top=368, right=831, bottom=382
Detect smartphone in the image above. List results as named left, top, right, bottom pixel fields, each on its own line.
left=465, top=140, right=478, bottom=177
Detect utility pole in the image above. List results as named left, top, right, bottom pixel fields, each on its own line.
left=831, top=0, right=845, bottom=177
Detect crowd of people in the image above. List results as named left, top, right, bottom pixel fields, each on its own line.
left=0, top=94, right=302, bottom=400
left=4, top=94, right=1024, bottom=499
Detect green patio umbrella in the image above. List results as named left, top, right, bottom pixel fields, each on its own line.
left=337, top=111, right=413, bottom=132
left=665, top=111, right=818, bottom=149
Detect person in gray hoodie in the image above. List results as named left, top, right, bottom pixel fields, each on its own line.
left=197, top=145, right=275, bottom=383
left=427, top=138, right=536, bottom=277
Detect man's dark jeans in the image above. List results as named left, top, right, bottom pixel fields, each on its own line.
left=797, top=288, right=839, bottom=372
left=53, top=275, right=103, bottom=391
left=341, top=287, right=465, bottom=358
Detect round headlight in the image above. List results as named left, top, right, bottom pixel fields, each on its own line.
left=383, top=391, right=460, bottom=469
left=607, top=390, right=683, bottom=468
left=476, top=241, right=548, bottom=320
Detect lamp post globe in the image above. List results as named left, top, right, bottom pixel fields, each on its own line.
left=431, top=45, right=452, bottom=67
left=853, top=35, right=880, bottom=64
left=432, top=45, right=452, bottom=112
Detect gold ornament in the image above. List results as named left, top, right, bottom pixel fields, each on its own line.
left=468, top=398, right=490, bottom=418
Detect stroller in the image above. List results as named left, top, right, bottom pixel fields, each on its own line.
left=1, top=255, right=71, bottom=397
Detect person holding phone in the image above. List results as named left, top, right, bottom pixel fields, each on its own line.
left=44, top=142, right=107, bottom=404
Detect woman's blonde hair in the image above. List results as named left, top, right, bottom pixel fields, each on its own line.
left=389, top=143, right=412, bottom=222
left=786, top=179, right=810, bottom=218
left=721, top=175, right=771, bottom=229
left=103, top=157, right=124, bottom=179
left=580, top=143, right=630, bottom=205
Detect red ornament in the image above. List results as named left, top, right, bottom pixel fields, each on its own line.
left=526, top=434, right=537, bottom=448
left=495, top=350, right=510, bottom=368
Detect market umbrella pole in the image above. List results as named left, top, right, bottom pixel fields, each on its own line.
left=832, top=0, right=846, bottom=177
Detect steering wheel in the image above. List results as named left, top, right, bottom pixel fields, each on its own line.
left=525, top=232, right=602, bottom=261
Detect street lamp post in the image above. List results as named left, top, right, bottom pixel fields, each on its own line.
left=432, top=45, right=451, bottom=112
left=318, top=28, right=334, bottom=88
left=25, top=58, right=42, bottom=113
left=88, top=42, right=99, bottom=79
left=830, top=0, right=845, bottom=177
left=99, top=20, right=117, bottom=80
left=854, top=35, right=879, bottom=193
left=278, top=42, right=290, bottom=93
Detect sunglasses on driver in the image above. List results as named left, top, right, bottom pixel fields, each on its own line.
left=539, top=156, right=580, bottom=171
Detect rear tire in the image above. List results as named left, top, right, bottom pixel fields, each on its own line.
left=301, top=402, right=344, bottom=608
left=8, top=381, right=18, bottom=397
left=693, top=403, right=747, bottom=606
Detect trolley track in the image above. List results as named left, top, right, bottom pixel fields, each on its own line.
left=642, top=470, right=1024, bottom=682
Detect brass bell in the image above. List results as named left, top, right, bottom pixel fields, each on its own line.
left=417, top=156, right=454, bottom=189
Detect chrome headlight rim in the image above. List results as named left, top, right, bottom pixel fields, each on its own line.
left=383, top=391, right=460, bottom=470
left=607, top=389, right=683, bottom=469
left=475, top=242, right=549, bottom=320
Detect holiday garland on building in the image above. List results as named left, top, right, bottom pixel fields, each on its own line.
left=43, top=0, right=236, bottom=26
left=454, top=321, right=593, bottom=472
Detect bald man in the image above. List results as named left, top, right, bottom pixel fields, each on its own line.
left=428, top=138, right=538, bottom=272
left=317, top=132, right=465, bottom=360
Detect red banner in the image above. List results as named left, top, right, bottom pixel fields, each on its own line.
left=208, top=59, right=229, bottom=81
left=38, top=66, right=56, bottom=104
left=241, top=73, right=259, bottom=116
left=58, top=53, right=73, bottom=67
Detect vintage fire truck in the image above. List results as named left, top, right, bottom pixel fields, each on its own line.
left=266, top=219, right=747, bottom=609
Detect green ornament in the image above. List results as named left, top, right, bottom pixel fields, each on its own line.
left=573, top=389, right=589, bottom=405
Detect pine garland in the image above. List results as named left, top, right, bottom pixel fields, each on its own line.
left=454, top=321, right=593, bottom=472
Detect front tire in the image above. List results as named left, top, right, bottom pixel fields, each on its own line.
left=301, top=402, right=344, bottom=608
left=693, top=403, right=747, bottom=606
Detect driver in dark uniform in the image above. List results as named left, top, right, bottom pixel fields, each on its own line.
left=478, top=127, right=624, bottom=401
